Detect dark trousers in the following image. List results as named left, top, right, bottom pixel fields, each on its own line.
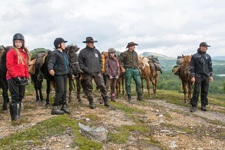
left=106, top=77, right=117, bottom=95
left=8, top=78, right=25, bottom=103
left=96, top=73, right=107, bottom=90
left=191, top=76, right=209, bottom=107
left=83, top=73, right=107, bottom=99
left=54, top=75, right=67, bottom=106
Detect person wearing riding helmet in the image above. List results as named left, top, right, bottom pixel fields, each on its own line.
left=7, top=33, right=31, bottom=121
left=105, top=48, right=120, bottom=102
left=48, top=37, right=74, bottom=115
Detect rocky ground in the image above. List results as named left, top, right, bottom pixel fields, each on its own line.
left=0, top=89, right=224, bottom=150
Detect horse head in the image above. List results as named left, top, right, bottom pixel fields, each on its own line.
left=181, top=55, right=192, bottom=77
left=65, top=44, right=80, bottom=76
left=138, top=55, right=149, bottom=76
left=0, top=46, right=12, bottom=63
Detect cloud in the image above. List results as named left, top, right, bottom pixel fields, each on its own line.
left=0, top=0, right=225, bottom=57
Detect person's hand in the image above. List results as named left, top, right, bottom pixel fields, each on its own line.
left=72, top=75, right=75, bottom=80
left=121, top=67, right=125, bottom=73
left=115, top=75, right=119, bottom=79
left=209, top=76, right=213, bottom=82
left=191, top=77, right=195, bottom=83
left=49, top=70, right=55, bottom=76
left=109, top=76, right=113, bottom=79
left=14, top=76, right=22, bottom=84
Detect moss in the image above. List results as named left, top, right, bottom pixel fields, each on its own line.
left=146, top=139, right=168, bottom=150
left=110, top=101, right=145, bottom=114
left=1, top=116, right=102, bottom=149
left=86, top=114, right=98, bottom=120
left=161, top=123, right=195, bottom=134
left=108, top=131, right=129, bottom=144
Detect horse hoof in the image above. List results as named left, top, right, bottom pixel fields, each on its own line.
left=45, top=104, right=50, bottom=108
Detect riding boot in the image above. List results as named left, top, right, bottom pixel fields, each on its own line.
left=111, top=93, right=116, bottom=102
left=51, top=106, right=64, bottom=115
left=137, top=93, right=144, bottom=101
left=103, top=96, right=110, bottom=107
left=128, top=94, right=131, bottom=102
left=88, top=97, right=96, bottom=109
left=61, top=104, right=71, bottom=114
left=9, top=102, right=21, bottom=121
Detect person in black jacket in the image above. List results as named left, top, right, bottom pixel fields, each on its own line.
left=78, top=37, right=110, bottom=109
left=48, top=37, right=74, bottom=115
left=190, top=42, right=213, bottom=112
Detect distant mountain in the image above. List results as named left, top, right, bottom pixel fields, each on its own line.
left=140, top=52, right=168, bottom=58
left=212, top=56, right=225, bottom=60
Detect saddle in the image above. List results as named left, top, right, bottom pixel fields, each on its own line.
left=148, top=56, right=162, bottom=76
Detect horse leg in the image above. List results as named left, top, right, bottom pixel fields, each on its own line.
left=46, top=79, right=50, bottom=107
left=146, top=77, right=151, bottom=98
left=188, top=82, right=192, bottom=103
left=122, top=76, right=125, bottom=96
left=116, top=81, right=119, bottom=98
left=68, top=76, right=73, bottom=103
left=1, top=80, right=9, bottom=111
left=141, top=79, right=144, bottom=95
left=76, top=78, right=82, bottom=102
left=154, top=74, right=159, bottom=96
left=182, top=81, right=187, bottom=103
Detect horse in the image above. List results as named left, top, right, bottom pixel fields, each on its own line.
left=31, top=45, right=80, bottom=106
left=178, top=55, right=192, bottom=103
left=0, top=46, right=11, bottom=111
left=138, top=55, right=159, bottom=97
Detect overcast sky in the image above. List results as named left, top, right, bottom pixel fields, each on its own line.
left=0, top=0, right=225, bottom=57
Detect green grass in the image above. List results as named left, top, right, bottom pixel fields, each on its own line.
left=0, top=116, right=102, bottom=149
left=162, top=123, right=195, bottom=134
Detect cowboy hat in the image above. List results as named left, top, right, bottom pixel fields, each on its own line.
left=83, top=37, right=98, bottom=43
left=126, top=42, right=138, bottom=48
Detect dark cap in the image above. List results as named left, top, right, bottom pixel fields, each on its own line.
left=54, top=37, right=67, bottom=48
left=126, top=42, right=138, bottom=48
left=83, top=37, right=97, bottom=43
left=108, top=48, right=116, bottom=53
left=199, top=42, right=210, bottom=47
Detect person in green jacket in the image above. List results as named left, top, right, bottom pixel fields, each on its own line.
left=119, top=42, right=143, bottom=102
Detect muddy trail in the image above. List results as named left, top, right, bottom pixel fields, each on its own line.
left=0, top=90, right=224, bottom=150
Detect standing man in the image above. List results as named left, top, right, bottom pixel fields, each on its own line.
left=119, top=42, right=143, bottom=102
left=190, top=42, right=213, bottom=112
left=78, top=37, right=110, bottom=109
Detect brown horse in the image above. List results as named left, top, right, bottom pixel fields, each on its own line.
left=178, top=55, right=192, bottom=103
left=138, top=55, right=159, bottom=97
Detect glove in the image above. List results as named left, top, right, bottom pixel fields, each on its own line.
left=14, top=76, right=22, bottom=84
left=20, top=78, right=29, bottom=86
left=115, top=75, right=119, bottom=79
left=109, top=76, right=113, bottom=79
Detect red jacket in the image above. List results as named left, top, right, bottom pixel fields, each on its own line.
left=6, top=48, right=29, bottom=78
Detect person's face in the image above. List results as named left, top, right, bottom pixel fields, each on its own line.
left=109, top=52, right=115, bottom=57
left=200, top=46, right=208, bottom=53
left=87, top=42, right=94, bottom=48
left=14, top=40, right=23, bottom=48
left=129, top=46, right=135, bottom=51
left=58, top=42, right=66, bottom=50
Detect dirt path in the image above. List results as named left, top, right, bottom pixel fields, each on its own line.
left=0, top=93, right=224, bottom=150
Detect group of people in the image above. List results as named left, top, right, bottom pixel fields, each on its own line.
left=5, top=33, right=213, bottom=121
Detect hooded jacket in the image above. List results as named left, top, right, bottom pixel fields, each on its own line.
left=190, top=48, right=213, bottom=77
left=105, top=56, right=120, bottom=77
left=6, top=48, right=29, bottom=78
left=78, top=46, right=102, bottom=76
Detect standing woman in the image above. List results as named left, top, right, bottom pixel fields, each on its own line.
left=105, top=48, right=120, bottom=102
left=7, top=33, right=31, bottom=121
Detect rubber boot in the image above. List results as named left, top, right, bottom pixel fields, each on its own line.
left=111, top=93, right=116, bottom=102
left=61, top=104, right=71, bottom=114
left=9, top=102, right=21, bottom=121
left=137, top=93, right=144, bottom=101
left=103, top=96, right=110, bottom=107
left=128, top=94, right=131, bottom=102
left=51, top=106, right=64, bottom=115
left=88, top=97, right=96, bottom=109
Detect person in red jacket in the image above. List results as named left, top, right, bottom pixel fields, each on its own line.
left=105, top=48, right=120, bottom=102
left=7, top=33, right=31, bottom=121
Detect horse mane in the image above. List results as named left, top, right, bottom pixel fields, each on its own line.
left=138, top=55, right=150, bottom=68
left=0, top=46, right=12, bottom=63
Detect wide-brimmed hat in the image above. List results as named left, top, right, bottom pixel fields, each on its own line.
left=108, top=48, right=116, bottom=53
left=126, top=42, right=138, bottom=48
left=83, top=37, right=98, bottom=43
left=199, top=42, right=210, bottom=47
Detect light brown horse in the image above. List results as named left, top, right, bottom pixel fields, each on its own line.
left=178, top=55, right=192, bottom=103
left=138, top=55, right=159, bottom=97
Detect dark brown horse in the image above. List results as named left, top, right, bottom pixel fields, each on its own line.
left=138, top=55, right=159, bottom=97
left=178, top=55, right=192, bottom=103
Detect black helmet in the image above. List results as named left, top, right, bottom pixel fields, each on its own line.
left=108, top=48, right=116, bottom=53
left=54, top=37, right=67, bottom=49
left=13, top=33, right=25, bottom=41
